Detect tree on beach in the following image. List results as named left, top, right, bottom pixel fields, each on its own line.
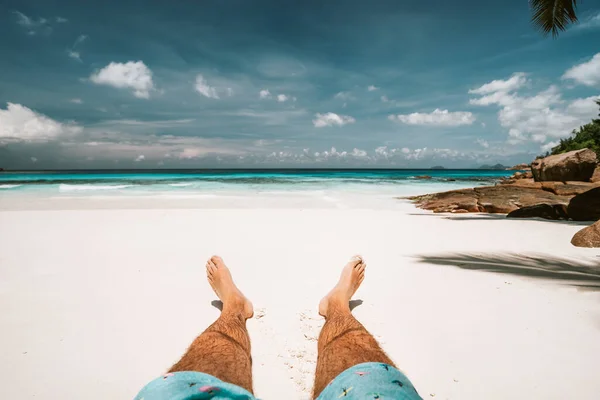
left=530, top=0, right=579, bottom=37
left=547, top=100, right=600, bottom=156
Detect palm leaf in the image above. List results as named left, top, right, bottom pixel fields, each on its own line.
left=530, top=0, right=578, bottom=37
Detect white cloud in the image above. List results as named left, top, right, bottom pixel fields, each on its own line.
left=13, top=11, right=54, bottom=35
left=375, top=146, right=388, bottom=156
left=313, top=112, right=356, bottom=128
left=226, top=88, right=234, bottom=96
left=194, top=74, right=219, bottom=99
left=14, top=11, right=34, bottom=27
left=245, top=145, right=490, bottom=166
left=334, top=91, right=352, bottom=100
left=470, top=73, right=599, bottom=145
left=469, top=90, right=514, bottom=106
left=476, top=138, right=490, bottom=148
left=562, top=53, right=600, bottom=87
left=469, top=72, right=527, bottom=95
left=90, top=61, right=154, bottom=99
left=567, top=96, right=600, bottom=115
left=507, top=128, right=526, bottom=145
left=135, top=155, right=145, bottom=162
left=395, top=147, right=469, bottom=161
left=56, top=17, right=68, bottom=23
left=259, top=89, right=271, bottom=99
left=381, top=95, right=389, bottom=103
left=30, top=157, right=37, bottom=163
left=405, top=148, right=428, bottom=160
left=257, top=91, right=293, bottom=102
left=224, top=109, right=307, bottom=126
left=0, top=103, right=82, bottom=140
left=367, top=85, right=379, bottom=91
left=305, top=146, right=368, bottom=160
left=73, top=34, right=87, bottom=47
left=70, top=98, right=83, bottom=104
left=574, top=12, right=600, bottom=30
left=96, top=118, right=195, bottom=128
left=390, top=109, right=476, bottom=126
left=67, top=34, right=87, bottom=61
left=351, top=148, right=367, bottom=157
left=67, top=50, right=81, bottom=61
left=541, top=141, right=559, bottom=152
left=178, top=148, right=203, bottom=159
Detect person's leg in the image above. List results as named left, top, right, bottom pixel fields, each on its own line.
left=168, top=256, right=255, bottom=393
left=312, top=256, right=397, bottom=398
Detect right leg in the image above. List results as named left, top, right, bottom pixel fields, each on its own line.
left=313, top=256, right=396, bottom=398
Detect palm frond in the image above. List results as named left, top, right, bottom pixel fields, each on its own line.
left=530, top=0, right=578, bottom=38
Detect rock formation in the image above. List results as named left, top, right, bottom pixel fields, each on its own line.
left=407, top=186, right=571, bottom=214
left=507, top=204, right=568, bottom=220
left=591, top=166, right=600, bottom=183
left=571, top=221, right=600, bottom=248
left=531, top=148, right=597, bottom=182
left=567, top=187, right=600, bottom=221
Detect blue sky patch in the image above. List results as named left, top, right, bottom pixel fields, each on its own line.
left=1, top=0, right=599, bottom=168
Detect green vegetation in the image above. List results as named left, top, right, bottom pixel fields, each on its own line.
left=530, top=0, right=579, bottom=37
left=547, top=100, right=600, bottom=156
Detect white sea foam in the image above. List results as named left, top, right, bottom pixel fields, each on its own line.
left=169, top=183, right=193, bottom=187
left=59, top=184, right=134, bottom=192
left=155, top=194, right=219, bottom=199
left=0, top=184, right=21, bottom=189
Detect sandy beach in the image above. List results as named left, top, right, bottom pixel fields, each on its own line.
left=1, top=196, right=599, bottom=400
left=3, top=0, right=599, bottom=396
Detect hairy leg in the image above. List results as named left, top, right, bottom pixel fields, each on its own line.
left=313, top=256, right=395, bottom=398
left=169, top=256, right=255, bottom=393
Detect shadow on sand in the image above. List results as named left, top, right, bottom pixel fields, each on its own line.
left=211, top=300, right=224, bottom=311
left=349, top=299, right=363, bottom=310
left=415, top=253, right=600, bottom=291
left=407, top=213, right=592, bottom=226
left=211, top=299, right=365, bottom=313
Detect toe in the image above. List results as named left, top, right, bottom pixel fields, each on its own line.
left=211, top=255, right=223, bottom=266
left=206, top=261, right=216, bottom=274
left=357, top=262, right=366, bottom=273
left=349, top=258, right=362, bottom=269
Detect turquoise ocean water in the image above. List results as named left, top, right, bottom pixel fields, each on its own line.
left=0, top=169, right=512, bottom=198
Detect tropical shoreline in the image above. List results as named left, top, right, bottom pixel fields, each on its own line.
left=2, top=181, right=600, bottom=399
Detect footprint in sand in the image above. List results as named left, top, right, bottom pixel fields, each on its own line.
left=281, top=309, right=324, bottom=394
left=255, top=307, right=266, bottom=320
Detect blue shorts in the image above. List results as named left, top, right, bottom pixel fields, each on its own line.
left=135, top=362, right=422, bottom=399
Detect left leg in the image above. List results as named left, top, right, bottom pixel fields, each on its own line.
left=168, top=256, right=254, bottom=393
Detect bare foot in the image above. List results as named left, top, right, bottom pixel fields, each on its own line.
left=318, top=255, right=366, bottom=318
left=206, top=256, right=254, bottom=319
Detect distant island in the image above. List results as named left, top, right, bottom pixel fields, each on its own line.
left=430, top=166, right=446, bottom=170
left=478, top=164, right=508, bottom=170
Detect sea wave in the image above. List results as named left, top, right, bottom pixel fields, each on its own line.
left=0, top=184, right=21, bottom=189
left=59, top=184, right=135, bottom=192
left=169, top=183, right=194, bottom=187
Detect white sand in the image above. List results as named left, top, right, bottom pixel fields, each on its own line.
left=1, top=199, right=599, bottom=399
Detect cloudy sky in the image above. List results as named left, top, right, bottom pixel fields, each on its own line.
left=1, top=0, right=599, bottom=169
